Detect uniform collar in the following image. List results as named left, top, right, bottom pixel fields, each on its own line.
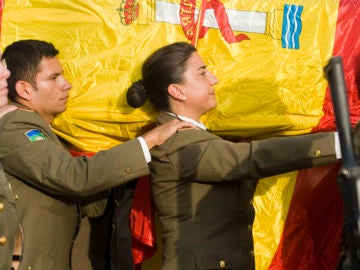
left=10, top=101, right=34, bottom=112
left=165, top=112, right=207, bottom=130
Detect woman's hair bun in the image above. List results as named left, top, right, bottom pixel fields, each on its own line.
left=126, top=80, right=148, bottom=108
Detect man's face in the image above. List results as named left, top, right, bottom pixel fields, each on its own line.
left=30, top=57, right=71, bottom=123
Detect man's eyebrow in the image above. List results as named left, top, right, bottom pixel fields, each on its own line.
left=47, top=71, right=63, bottom=77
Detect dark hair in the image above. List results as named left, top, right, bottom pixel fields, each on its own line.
left=1, top=39, right=59, bottom=101
left=127, top=42, right=196, bottom=111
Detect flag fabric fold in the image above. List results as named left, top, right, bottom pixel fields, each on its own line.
left=1, top=1, right=359, bottom=269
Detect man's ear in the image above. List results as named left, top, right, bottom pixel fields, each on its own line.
left=15, top=81, right=32, bottom=101
left=168, top=84, right=186, bottom=101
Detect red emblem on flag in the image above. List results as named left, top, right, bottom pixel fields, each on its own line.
left=118, top=0, right=139, bottom=25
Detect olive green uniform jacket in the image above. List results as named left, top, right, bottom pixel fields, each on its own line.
left=0, top=104, right=149, bottom=270
left=150, top=112, right=338, bottom=270
left=0, top=165, right=19, bottom=270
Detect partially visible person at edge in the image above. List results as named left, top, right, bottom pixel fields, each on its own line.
left=0, top=56, right=21, bottom=270
left=126, top=41, right=341, bottom=270
left=0, top=39, right=193, bottom=270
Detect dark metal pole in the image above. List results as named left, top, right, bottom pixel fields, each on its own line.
left=324, top=56, right=360, bottom=270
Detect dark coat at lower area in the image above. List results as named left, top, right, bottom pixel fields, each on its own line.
left=72, top=183, right=136, bottom=270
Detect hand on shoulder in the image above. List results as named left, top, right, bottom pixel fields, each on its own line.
left=142, top=119, right=195, bottom=149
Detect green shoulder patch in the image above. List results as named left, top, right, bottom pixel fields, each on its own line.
left=24, top=129, right=47, bottom=142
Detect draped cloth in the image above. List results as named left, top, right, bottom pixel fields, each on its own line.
left=1, top=0, right=360, bottom=269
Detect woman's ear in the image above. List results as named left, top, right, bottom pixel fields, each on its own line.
left=15, top=81, right=33, bottom=101
left=168, top=84, right=186, bottom=101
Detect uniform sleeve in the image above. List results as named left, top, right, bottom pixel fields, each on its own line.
left=0, top=113, right=149, bottom=197
left=152, top=131, right=337, bottom=182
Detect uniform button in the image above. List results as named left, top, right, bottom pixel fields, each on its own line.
left=250, top=250, right=255, bottom=257
left=0, top=203, right=4, bottom=210
left=125, top=168, right=132, bottom=173
left=315, top=149, right=322, bottom=156
left=14, top=194, right=19, bottom=201
left=249, top=199, right=253, bottom=206
left=0, top=236, right=7, bottom=245
left=219, top=260, right=226, bottom=268
left=27, top=267, right=32, bottom=270
left=247, top=224, right=252, bottom=231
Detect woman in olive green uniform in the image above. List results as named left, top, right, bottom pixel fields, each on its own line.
left=126, top=42, right=340, bottom=270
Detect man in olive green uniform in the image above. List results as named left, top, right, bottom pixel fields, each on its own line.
left=0, top=39, right=190, bottom=270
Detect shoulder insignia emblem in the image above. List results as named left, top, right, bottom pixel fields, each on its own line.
left=24, top=129, right=47, bottom=142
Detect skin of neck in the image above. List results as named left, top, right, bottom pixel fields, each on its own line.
left=15, top=98, right=54, bottom=124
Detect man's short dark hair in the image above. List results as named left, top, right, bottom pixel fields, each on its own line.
left=2, top=39, right=59, bottom=101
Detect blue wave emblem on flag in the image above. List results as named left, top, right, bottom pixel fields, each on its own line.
left=282, top=4, right=303, bottom=49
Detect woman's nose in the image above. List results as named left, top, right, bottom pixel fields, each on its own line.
left=209, top=72, right=218, bottom=85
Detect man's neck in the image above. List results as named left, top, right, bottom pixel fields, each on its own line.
left=14, top=100, right=53, bottom=124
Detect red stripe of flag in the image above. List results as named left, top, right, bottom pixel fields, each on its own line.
left=271, top=0, right=360, bottom=268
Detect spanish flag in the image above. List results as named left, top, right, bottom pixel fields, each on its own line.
left=1, top=0, right=359, bottom=269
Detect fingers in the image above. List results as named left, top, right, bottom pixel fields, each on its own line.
left=143, top=119, right=195, bottom=149
left=166, top=119, right=194, bottom=130
left=176, top=121, right=194, bottom=130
